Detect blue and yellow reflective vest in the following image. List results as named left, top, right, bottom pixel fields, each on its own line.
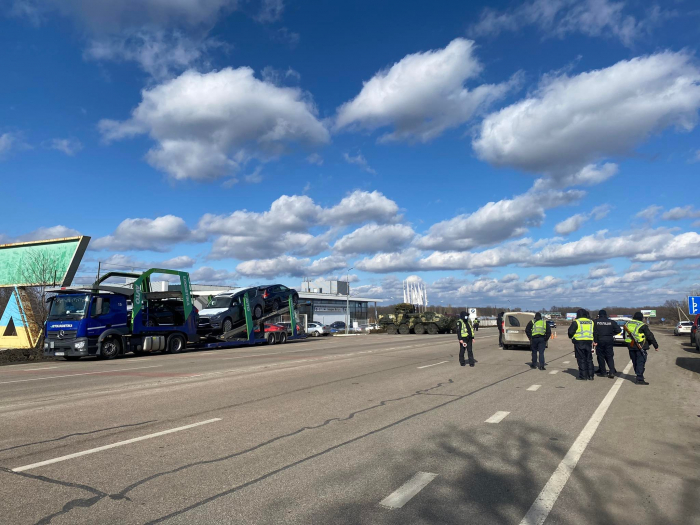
left=573, top=318, right=594, bottom=341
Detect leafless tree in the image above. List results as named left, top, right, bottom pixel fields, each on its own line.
left=18, top=248, right=64, bottom=335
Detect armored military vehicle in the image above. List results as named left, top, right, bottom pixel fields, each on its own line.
left=379, top=304, right=458, bottom=334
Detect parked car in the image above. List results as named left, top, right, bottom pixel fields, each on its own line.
left=675, top=321, right=693, bottom=336
left=306, top=322, right=330, bottom=337
left=502, top=312, right=535, bottom=349
left=546, top=320, right=556, bottom=330
left=610, top=317, right=631, bottom=346
left=330, top=321, right=346, bottom=330
left=257, top=284, right=299, bottom=313
left=197, top=288, right=265, bottom=334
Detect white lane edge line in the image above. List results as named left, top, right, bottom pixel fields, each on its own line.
left=485, top=411, right=510, bottom=424
left=379, top=472, right=438, bottom=509
left=18, top=367, right=60, bottom=372
left=562, top=361, right=571, bottom=364
left=417, top=361, right=449, bottom=369
left=0, top=365, right=162, bottom=385
left=519, top=360, right=633, bottom=525
left=11, top=418, right=222, bottom=472
left=526, top=385, right=541, bottom=391
left=549, top=370, right=559, bottom=375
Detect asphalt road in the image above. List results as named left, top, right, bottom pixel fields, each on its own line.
left=0, top=329, right=698, bottom=524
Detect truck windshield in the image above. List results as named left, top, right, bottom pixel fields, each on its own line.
left=48, top=295, right=90, bottom=320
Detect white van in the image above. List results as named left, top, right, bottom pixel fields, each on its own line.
left=502, top=312, right=536, bottom=349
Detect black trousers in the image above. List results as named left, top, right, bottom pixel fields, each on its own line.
left=459, top=339, right=474, bottom=365
left=596, top=341, right=616, bottom=374
left=498, top=330, right=503, bottom=347
left=629, top=347, right=647, bottom=380
left=574, top=341, right=594, bottom=379
left=531, top=337, right=546, bottom=366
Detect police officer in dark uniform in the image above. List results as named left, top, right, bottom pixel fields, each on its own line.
left=457, top=311, right=475, bottom=367
left=526, top=312, right=551, bottom=370
left=593, top=309, right=621, bottom=378
left=473, top=317, right=480, bottom=332
left=625, top=311, right=659, bottom=385
left=497, top=311, right=505, bottom=347
left=568, top=308, right=595, bottom=380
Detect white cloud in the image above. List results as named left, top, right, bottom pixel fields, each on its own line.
left=13, top=225, right=82, bottom=242
left=84, top=30, right=219, bottom=80
left=335, top=38, right=516, bottom=142
left=236, top=254, right=346, bottom=279
left=255, top=0, right=284, bottom=22
left=634, top=232, right=700, bottom=262
left=419, top=242, right=533, bottom=271
left=470, top=0, right=668, bottom=47
left=414, top=188, right=582, bottom=250
left=0, top=133, right=16, bottom=156
left=99, top=67, right=330, bottom=181
left=91, top=215, right=194, bottom=252
left=190, top=266, right=238, bottom=284
left=554, top=204, right=610, bottom=235
left=333, top=224, right=415, bottom=255
left=160, top=255, right=196, bottom=269
left=49, top=138, right=83, bottom=156
left=473, top=52, right=700, bottom=182
left=323, top=190, right=400, bottom=226
left=661, top=206, right=700, bottom=221
left=306, top=153, right=323, bottom=165
left=636, top=205, right=662, bottom=220
left=588, top=264, right=615, bottom=278
left=355, top=248, right=424, bottom=273
left=343, top=152, right=376, bottom=174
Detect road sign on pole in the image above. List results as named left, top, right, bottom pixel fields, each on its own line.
left=689, top=296, right=700, bottom=315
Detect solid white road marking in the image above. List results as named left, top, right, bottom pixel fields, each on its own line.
left=18, top=367, right=60, bottom=372
left=563, top=361, right=571, bottom=364
left=0, top=365, right=162, bottom=385
left=485, top=411, right=510, bottom=424
left=417, top=361, right=449, bottom=369
left=519, top=360, right=633, bottom=525
left=379, top=472, right=438, bottom=509
left=527, top=385, right=541, bottom=391
left=549, top=370, right=559, bottom=375
left=12, top=418, right=222, bottom=472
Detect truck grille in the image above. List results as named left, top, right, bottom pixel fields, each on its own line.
left=48, top=330, right=77, bottom=340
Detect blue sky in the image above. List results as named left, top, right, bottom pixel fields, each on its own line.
left=2, top=0, right=700, bottom=308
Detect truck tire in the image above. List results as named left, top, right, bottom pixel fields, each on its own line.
left=222, top=318, right=233, bottom=333
left=414, top=323, right=425, bottom=335
left=167, top=334, right=186, bottom=354
left=266, top=333, right=276, bottom=345
left=253, top=305, right=263, bottom=320
left=398, top=324, right=410, bottom=335
left=426, top=324, right=439, bottom=335
left=386, top=324, right=398, bottom=334
left=100, top=337, right=120, bottom=360
left=279, top=332, right=287, bottom=344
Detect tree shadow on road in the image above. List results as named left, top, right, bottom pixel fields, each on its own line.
left=298, top=420, right=674, bottom=525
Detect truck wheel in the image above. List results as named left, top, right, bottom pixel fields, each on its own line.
left=266, top=333, right=276, bottom=345
left=100, top=337, right=120, bottom=360
left=167, top=334, right=186, bottom=354
left=414, top=323, right=425, bottom=335
left=253, top=305, right=263, bottom=320
left=426, top=324, right=439, bottom=335
left=222, top=318, right=233, bottom=333
left=279, top=332, right=287, bottom=344
left=386, top=324, right=398, bottom=334
left=398, top=324, right=410, bottom=335
left=64, top=356, right=81, bottom=361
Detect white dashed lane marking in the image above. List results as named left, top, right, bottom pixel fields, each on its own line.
left=549, top=370, right=559, bottom=375
left=417, top=361, right=449, bottom=369
left=527, top=385, right=541, bottom=391
left=485, top=411, right=510, bottom=424
left=379, top=472, right=438, bottom=509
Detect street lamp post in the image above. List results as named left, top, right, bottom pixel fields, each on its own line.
left=346, top=267, right=353, bottom=335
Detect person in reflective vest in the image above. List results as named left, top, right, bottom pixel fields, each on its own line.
left=526, top=313, right=551, bottom=370
left=568, top=308, right=596, bottom=380
left=625, top=311, right=659, bottom=385
left=457, top=311, right=475, bottom=367
left=473, top=317, right=480, bottom=332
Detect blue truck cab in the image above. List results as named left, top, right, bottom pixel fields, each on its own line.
left=44, top=269, right=198, bottom=360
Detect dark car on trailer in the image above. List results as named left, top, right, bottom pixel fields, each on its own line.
left=197, top=287, right=265, bottom=334
left=257, top=284, right=299, bottom=313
